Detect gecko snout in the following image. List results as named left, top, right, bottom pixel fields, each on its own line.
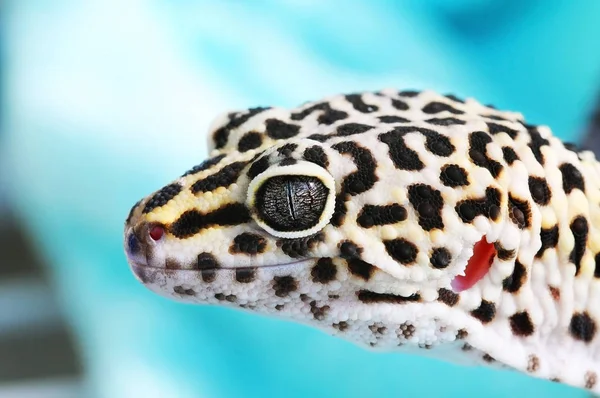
left=124, top=221, right=165, bottom=267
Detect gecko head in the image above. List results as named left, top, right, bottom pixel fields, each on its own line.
left=124, top=100, right=511, bottom=352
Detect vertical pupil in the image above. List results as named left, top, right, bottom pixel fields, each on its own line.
left=256, top=175, right=329, bottom=232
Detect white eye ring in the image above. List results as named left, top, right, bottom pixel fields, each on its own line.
left=246, top=161, right=336, bottom=239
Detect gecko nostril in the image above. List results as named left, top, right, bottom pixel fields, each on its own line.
left=149, top=224, right=165, bottom=241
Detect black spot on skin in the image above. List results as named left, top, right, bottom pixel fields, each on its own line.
left=235, top=268, right=256, bottom=283
left=290, top=102, right=326, bottom=121
left=482, top=354, right=495, bottom=363
left=306, top=134, right=329, bottom=142
left=509, top=311, right=535, bottom=336
left=483, top=114, right=508, bottom=121
left=345, top=94, right=378, bottom=113
left=357, top=290, right=420, bottom=304
left=508, top=195, right=531, bottom=229
left=331, top=141, right=378, bottom=226
left=502, top=147, right=519, bottom=165
left=430, top=248, right=452, bottom=269
left=165, top=258, right=182, bottom=269
left=422, top=102, right=464, bottom=115
left=528, top=176, right=551, bottom=205
left=398, top=90, right=420, bottom=97
left=174, top=286, right=195, bottom=296
left=277, top=143, right=298, bottom=157
left=197, top=252, right=219, bottom=282
left=238, top=132, right=263, bottom=152
left=494, top=243, right=515, bottom=260
left=437, top=288, right=459, bottom=306
left=265, top=118, right=300, bottom=139
left=570, top=216, right=588, bottom=275
left=273, top=275, right=298, bottom=297
left=311, top=106, right=346, bottom=125
left=559, top=163, right=585, bottom=194
left=469, top=131, right=503, bottom=178
left=212, top=107, right=270, bottom=149
left=247, top=156, right=270, bottom=179
left=549, top=286, right=560, bottom=301
left=303, top=146, right=329, bottom=169
left=310, top=300, right=330, bottom=320
left=391, top=99, right=409, bottom=110
left=331, top=193, right=347, bottom=227
left=356, top=204, right=407, bottom=228
left=471, top=300, right=496, bottom=323
left=379, top=126, right=455, bottom=159
left=214, top=293, right=226, bottom=301
left=197, top=252, right=219, bottom=270
left=440, top=164, right=469, bottom=187
left=408, top=184, right=444, bottom=231
left=502, top=261, right=526, bottom=293
left=379, top=115, right=409, bottom=123
left=182, top=154, right=227, bottom=177
left=170, top=204, right=251, bottom=238
left=527, top=355, right=540, bottom=373
left=586, top=372, right=598, bottom=390
left=536, top=225, right=559, bottom=258
left=563, top=142, right=580, bottom=152
left=570, top=312, right=596, bottom=343
left=200, top=269, right=216, bottom=283
left=143, top=184, right=182, bottom=213
left=332, top=141, right=378, bottom=195
left=311, top=258, right=337, bottom=283
left=339, top=241, right=363, bottom=259
left=230, top=233, right=267, bottom=255
left=486, top=122, right=519, bottom=139
left=347, top=258, right=375, bottom=281
left=444, top=94, right=464, bottom=103
left=336, top=123, right=373, bottom=136
left=278, top=233, right=324, bottom=258
left=384, top=239, right=418, bottom=265
left=275, top=304, right=284, bottom=311
left=333, top=321, right=349, bottom=331
left=318, top=109, right=349, bottom=125
left=369, top=323, right=386, bottom=335
left=524, top=124, right=549, bottom=165
left=399, top=322, right=416, bottom=339
left=225, top=294, right=237, bottom=303
left=279, top=158, right=297, bottom=166
left=425, top=117, right=466, bottom=126
left=379, top=130, right=424, bottom=171
left=594, top=253, right=600, bottom=278
left=191, top=161, right=247, bottom=194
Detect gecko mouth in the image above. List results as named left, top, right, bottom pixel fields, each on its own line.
left=129, top=259, right=315, bottom=272
left=129, top=259, right=315, bottom=286
left=452, top=236, right=496, bottom=292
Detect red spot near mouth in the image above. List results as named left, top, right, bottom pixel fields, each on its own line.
left=451, top=237, right=496, bottom=292
left=149, top=225, right=165, bottom=241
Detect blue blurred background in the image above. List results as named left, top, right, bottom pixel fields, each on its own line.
left=1, top=1, right=600, bottom=397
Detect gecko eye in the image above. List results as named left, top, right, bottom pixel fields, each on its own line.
left=247, top=161, right=336, bottom=239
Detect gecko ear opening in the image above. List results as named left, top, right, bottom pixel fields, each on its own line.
left=451, top=237, right=496, bottom=292
left=246, top=161, right=336, bottom=239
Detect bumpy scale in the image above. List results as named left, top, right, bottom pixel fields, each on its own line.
left=124, top=89, right=600, bottom=392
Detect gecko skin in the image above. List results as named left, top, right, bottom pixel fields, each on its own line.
left=124, top=89, right=600, bottom=392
